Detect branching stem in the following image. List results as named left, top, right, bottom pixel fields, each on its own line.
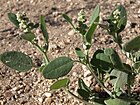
left=32, top=42, right=49, bottom=64
left=86, top=64, right=113, bottom=97
left=64, top=88, right=93, bottom=105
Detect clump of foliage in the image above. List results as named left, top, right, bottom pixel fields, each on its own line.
left=0, top=4, right=140, bottom=105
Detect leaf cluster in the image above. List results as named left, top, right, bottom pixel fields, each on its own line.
left=1, top=5, right=140, bottom=105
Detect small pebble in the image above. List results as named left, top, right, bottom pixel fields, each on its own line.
left=83, top=70, right=91, bottom=77
left=66, top=0, right=71, bottom=2
left=58, top=41, right=65, bottom=48
left=64, top=38, right=71, bottom=44
left=43, top=92, right=52, bottom=97
left=138, top=9, right=140, bottom=18
left=95, top=84, right=101, bottom=92
left=24, top=85, right=30, bottom=93
left=4, top=90, right=13, bottom=98
left=38, top=97, right=43, bottom=103
left=68, top=30, right=75, bottom=36
left=36, top=29, right=41, bottom=34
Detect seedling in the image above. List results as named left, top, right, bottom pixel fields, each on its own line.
left=0, top=5, right=140, bottom=105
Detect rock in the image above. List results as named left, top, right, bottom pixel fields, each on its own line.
left=66, top=0, right=71, bottom=2
left=38, top=97, right=43, bottom=103
left=43, top=97, right=52, bottom=104
left=30, top=0, right=34, bottom=4
left=49, top=43, right=57, bottom=51
left=126, top=58, right=132, bottom=65
left=82, top=65, right=87, bottom=71
left=64, top=38, right=71, bottom=44
left=138, top=9, right=140, bottom=18
left=72, top=72, right=77, bottom=77
left=36, top=29, right=41, bottom=34
left=83, top=70, right=91, bottom=77
left=94, top=84, right=101, bottom=92
left=24, top=85, right=30, bottom=93
left=4, top=90, right=13, bottom=99
left=68, top=30, right=75, bottom=36
left=43, top=92, right=52, bottom=97
left=84, top=76, right=93, bottom=87
left=58, top=41, right=65, bottom=48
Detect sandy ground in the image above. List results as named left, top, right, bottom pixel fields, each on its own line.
left=0, top=0, right=140, bottom=105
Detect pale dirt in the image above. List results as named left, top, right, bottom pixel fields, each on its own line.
left=0, top=0, right=140, bottom=105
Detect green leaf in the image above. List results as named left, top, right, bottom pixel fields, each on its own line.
left=127, top=73, right=135, bottom=87
left=38, top=64, right=46, bottom=72
left=122, top=36, right=140, bottom=53
left=43, top=57, right=73, bottom=79
left=117, top=16, right=126, bottom=30
left=0, top=51, right=32, bottom=72
left=62, top=13, right=76, bottom=30
left=109, top=5, right=127, bottom=34
left=89, top=4, right=100, bottom=25
left=94, top=102, right=105, bottom=105
left=116, top=5, right=127, bottom=33
left=90, top=49, right=113, bottom=72
left=77, top=89, right=90, bottom=100
left=85, top=16, right=99, bottom=45
left=104, top=98, right=131, bottom=105
left=133, top=61, right=140, bottom=70
left=91, top=98, right=106, bottom=105
left=40, top=15, right=48, bottom=44
left=75, top=48, right=85, bottom=61
left=104, top=48, right=125, bottom=72
left=21, top=32, right=36, bottom=42
left=110, top=69, right=128, bottom=93
left=85, top=4, right=100, bottom=45
left=8, top=13, right=19, bottom=27
left=78, top=78, right=91, bottom=93
left=134, top=52, right=140, bottom=61
left=50, top=78, right=69, bottom=90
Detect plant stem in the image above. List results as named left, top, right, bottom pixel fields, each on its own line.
left=113, top=33, right=122, bottom=49
left=78, top=46, right=113, bottom=97
left=85, top=49, right=90, bottom=64
left=83, top=48, right=113, bottom=97
left=64, top=88, right=93, bottom=105
left=86, top=64, right=113, bottom=97
left=32, top=42, right=49, bottom=64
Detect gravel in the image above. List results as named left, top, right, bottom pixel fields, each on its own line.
left=0, top=0, right=140, bottom=104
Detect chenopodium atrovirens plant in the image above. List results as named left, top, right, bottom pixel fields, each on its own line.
left=0, top=4, right=140, bottom=105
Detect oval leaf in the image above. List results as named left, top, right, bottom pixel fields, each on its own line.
left=21, top=32, right=36, bottom=42
left=43, top=57, right=73, bottom=79
left=123, top=36, right=140, bottom=53
left=104, top=48, right=125, bottom=72
left=0, top=51, right=32, bottom=72
left=8, top=13, right=19, bottom=27
left=90, top=49, right=113, bottom=72
left=77, top=89, right=90, bottom=100
left=105, top=98, right=131, bottom=105
left=50, top=78, right=69, bottom=90
left=75, top=48, right=86, bottom=62
left=110, top=69, right=128, bottom=93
